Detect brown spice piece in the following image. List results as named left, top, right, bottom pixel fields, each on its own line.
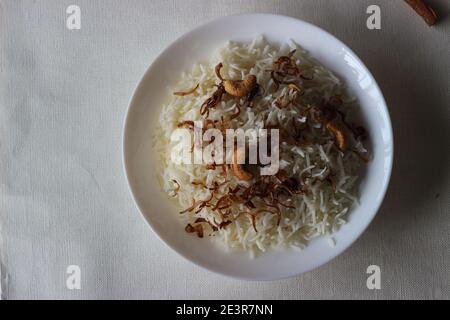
left=405, top=0, right=438, bottom=26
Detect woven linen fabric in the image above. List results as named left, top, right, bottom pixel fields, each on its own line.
left=0, top=0, right=449, bottom=299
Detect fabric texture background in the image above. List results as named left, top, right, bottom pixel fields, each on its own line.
left=0, top=0, right=449, bottom=299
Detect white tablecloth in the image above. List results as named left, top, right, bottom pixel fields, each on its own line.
left=1, top=0, right=449, bottom=299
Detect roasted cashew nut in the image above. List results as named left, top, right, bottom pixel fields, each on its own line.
left=231, top=146, right=253, bottom=181
left=223, top=74, right=257, bottom=97
left=325, top=118, right=348, bottom=152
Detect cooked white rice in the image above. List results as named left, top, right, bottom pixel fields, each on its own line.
left=155, top=37, right=367, bottom=256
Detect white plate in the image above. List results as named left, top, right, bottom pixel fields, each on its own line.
left=123, top=14, right=393, bottom=280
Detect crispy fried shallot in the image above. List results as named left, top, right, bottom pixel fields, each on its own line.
left=352, top=149, right=370, bottom=163
left=217, top=220, right=232, bottom=229
left=200, top=84, right=225, bottom=117
left=288, top=83, right=304, bottom=95
left=248, top=213, right=258, bottom=232
left=274, top=84, right=303, bottom=109
left=177, top=120, right=195, bottom=129
left=270, top=50, right=313, bottom=89
left=213, top=195, right=233, bottom=211
left=180, top=199, right=201, bottom=214
left=215, top=63, right=224, bottom=81
left=194, top=218, right=221, bottom=232
left=185, top=223, right=204, bottom=238
left=326, top=117, right=348, bottom=152
left=173, top=83, right=199, bottom=96
left=229, top=104, right=241, bottom=120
